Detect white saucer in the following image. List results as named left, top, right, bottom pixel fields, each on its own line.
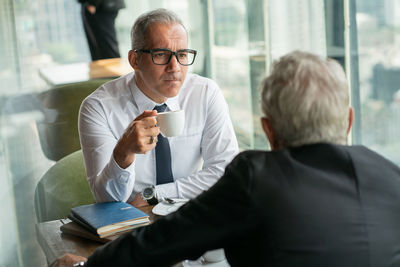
left=181, top=258, right=230, bottom=267
left=152, top=198, right=189, bottom=216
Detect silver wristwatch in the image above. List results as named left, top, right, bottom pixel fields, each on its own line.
left=142, top=186, right=159, bottom=205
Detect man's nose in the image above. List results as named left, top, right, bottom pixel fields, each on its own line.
left=166, top=54, right=180, bottom=71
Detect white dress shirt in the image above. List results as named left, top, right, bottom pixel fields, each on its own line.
left=79, top=72, right=238, bottom=202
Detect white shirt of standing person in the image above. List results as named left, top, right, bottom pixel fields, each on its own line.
left=78, top=72, right=239, bottom=203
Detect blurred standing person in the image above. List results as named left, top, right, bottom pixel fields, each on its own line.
left=78, top=0, right=125, bottom=60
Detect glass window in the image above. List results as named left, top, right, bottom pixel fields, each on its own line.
left=207, top=0, right=327, bottom=150
left=208, top=0, right=254, bottom=149
left=354, top=0, right=400, bottom=164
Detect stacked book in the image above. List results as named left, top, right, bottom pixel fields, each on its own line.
left=62, top=202, right=150, bottom=242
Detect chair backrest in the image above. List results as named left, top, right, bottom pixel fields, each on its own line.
left=34, top=149, right=94, bottom=222
left=36, top=79, right=111, bottom=161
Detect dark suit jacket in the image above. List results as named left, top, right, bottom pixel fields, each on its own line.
left=86, top=143, right=400, bottom=267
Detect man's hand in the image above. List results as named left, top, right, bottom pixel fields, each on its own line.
left=51, top=253, right=87, bottom=267
left=86, top=5, right=96, bottom=14
left=129, top=193, right=148, bottom=208
left=114, top=110, right=159, bottom=169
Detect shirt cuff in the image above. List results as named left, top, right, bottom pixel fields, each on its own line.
left=155, top=182, right=179, bottom=201
left=106, top=153, right=135, bottom=183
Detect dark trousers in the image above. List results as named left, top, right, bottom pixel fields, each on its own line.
left=81, top=6, right=121, bottom=60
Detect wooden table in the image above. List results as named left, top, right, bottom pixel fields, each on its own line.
left=36, top=205, right=158, bottom=265
left=38, top=58, right=132, bottom=86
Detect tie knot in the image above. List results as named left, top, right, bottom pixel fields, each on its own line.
left=154, top=104, right=167, bottom=113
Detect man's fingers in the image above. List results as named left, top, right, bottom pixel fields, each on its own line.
left=135, top=139, right=157, bottom=154
left=121, top=111, right=160, bottom=154
left=134, top=110, right=157, bottom=122
left=142, top=128, right=160, bottom=146
left=132, top=127, right=159, bottom=153
left=141, top=116, right=157, bottom=128
left=141, top=124, right=160, bottom=138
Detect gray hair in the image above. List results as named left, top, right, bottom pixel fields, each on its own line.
left=260, top=51, right=350, bottom=147
left=130, top=8, right=186, bottom=50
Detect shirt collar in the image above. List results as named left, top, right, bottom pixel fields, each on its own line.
left=130, top=74, right=181, bottom=113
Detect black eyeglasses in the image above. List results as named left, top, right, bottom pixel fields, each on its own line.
left=136, top=48, right=197, bottom=66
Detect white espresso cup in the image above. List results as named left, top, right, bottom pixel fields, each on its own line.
left=202, top=249, right=226, bottom=263
left=156, top=110, right=185, bottom=137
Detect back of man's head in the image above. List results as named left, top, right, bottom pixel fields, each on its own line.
left=261, top=51, right=350, bottom=147
left=131, top=8, right=186, bottom=50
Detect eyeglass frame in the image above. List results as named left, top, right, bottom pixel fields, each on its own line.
left=135, top=48, right=197, bottom=66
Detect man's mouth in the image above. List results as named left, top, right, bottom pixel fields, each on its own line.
left=163, top=78, right=180, bottom=81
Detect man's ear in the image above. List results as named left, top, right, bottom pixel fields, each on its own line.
left=347, top=107, right=354, bottom=135
left=128, top=50, right=140, bottom=70
left=261, top=117, right=280, bottom=150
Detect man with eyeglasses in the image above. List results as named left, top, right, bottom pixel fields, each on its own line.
left=78, top=8, right=238, bottom=207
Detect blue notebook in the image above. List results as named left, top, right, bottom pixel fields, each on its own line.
left=69, top=202, right=150, bottom=238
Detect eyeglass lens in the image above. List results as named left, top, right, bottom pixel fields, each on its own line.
left=152, top=50, right=195, bottom=65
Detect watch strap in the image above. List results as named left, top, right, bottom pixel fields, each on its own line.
left=146, top=195, right=158, bottom=205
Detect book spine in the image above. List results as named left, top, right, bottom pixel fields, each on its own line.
left=68, top=214, right=97, bottom=235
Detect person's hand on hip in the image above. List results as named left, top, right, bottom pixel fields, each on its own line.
left=86, top=5, right=96, bottom=14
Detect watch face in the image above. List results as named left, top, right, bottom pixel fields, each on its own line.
left=142, top=187, right=154, bottom=199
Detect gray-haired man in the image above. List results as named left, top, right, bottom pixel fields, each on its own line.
left=78, top=8, right=238, bottom=208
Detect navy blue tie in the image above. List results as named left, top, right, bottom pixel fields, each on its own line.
left=154, top=104, right=174, bottom=184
